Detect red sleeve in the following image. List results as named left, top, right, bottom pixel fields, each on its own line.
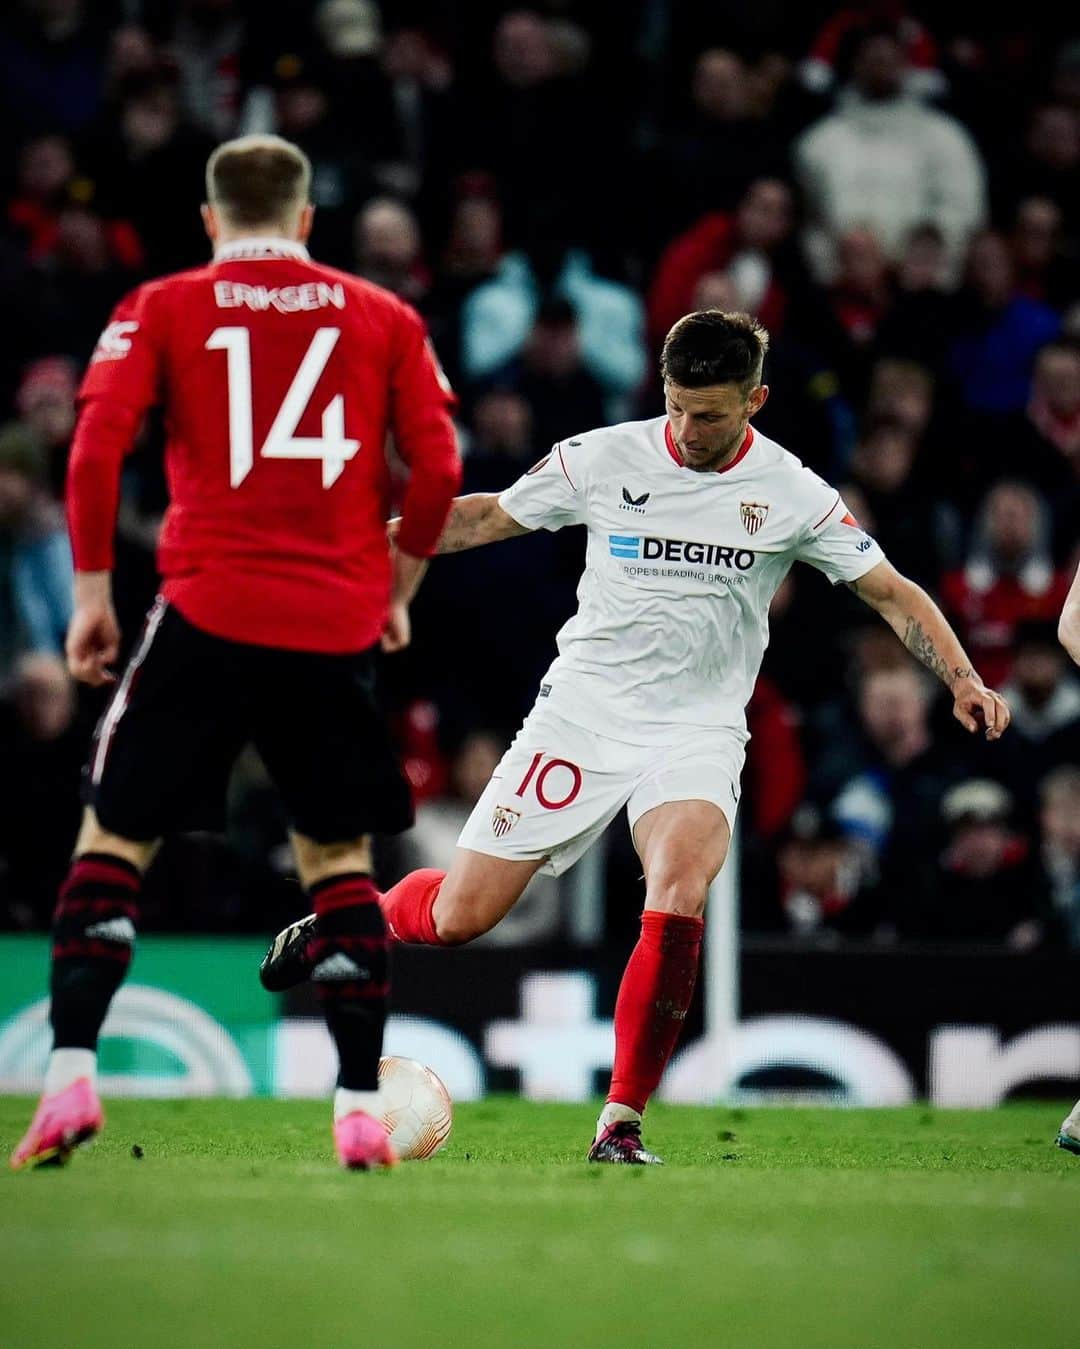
left=389, top=304, right=462, bottom=559
left=67, top=285, right=164, bottom=571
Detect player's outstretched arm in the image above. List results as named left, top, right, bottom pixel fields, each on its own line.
left=846, top=559, right=1011, bottom=740
left=1060, top=563, right=1080, bottom=665
left=389, top=494, right=532, bottom=555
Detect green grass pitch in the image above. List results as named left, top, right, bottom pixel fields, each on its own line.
left=1, top=1097, right=1077, bottom=1348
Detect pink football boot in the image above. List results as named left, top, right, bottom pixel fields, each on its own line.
left=10, top=1078, right=104, bottom=1170
left=333, top=1110, right=398, bottom=1171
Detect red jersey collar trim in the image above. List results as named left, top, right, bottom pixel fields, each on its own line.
left=664, top=421, right=754, bottom=473
left=213, top=237, right=311, bottom=262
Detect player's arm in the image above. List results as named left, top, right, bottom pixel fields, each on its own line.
left=388, top=495, right=532, bottom=555
left=66, top=291, right=163, bottom=685
left=1060, top=562, right=1080, bottom=664
left=846, top=558, right=1011, bottom=740
left=383, top=309, right=464, bottom=651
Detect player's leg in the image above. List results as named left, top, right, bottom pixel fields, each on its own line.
left=258, top=844, right=543, bottom=989
left=1057, top=1099, right=1080, bottom=1153
left=588, top=799, right=730, bottom=1165
left=249, top=645, right=414, bottom=1168
left=10, top=809, right=158, bottom=1171
left=383, top=848, right=545, bottom=944
left=12, top=601, right=236, bottom=1170
left=282, top=831, right=394, bottom=1169
left=260, top=708, right=627, bottom=983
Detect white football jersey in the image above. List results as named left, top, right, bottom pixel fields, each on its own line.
left=499, top=415, right=885, bottom=744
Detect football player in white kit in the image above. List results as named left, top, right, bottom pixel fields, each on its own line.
left=263, top=311, right=1011, bottom=1163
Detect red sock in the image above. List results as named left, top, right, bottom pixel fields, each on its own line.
left=607, top=910, right=704, bottom=1114
left=380, top=868, right=446, bottom=945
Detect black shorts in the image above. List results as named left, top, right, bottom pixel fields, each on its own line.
left=86, top=598, right=414, bottom=844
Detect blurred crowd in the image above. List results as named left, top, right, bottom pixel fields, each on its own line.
left=0, top=0, right=1077, bottom=950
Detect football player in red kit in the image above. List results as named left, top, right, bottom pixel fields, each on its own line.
left=11, top=135, right=461, bottom=1172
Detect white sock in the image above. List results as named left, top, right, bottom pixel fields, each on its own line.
left=44, top=1048, right=97, bottom=1095
left=597, top=1101, right=642, bottom=1136
left=1061, top=1099, right=1080, bottom=1137
left=334, top=1087, right=382, bottom=1122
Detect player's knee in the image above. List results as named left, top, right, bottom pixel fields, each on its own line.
left=645, top=867, right=709, bottom=917
left=431, top=892, right=496, bottom=946
left=75, top=810, right=157, bottom=872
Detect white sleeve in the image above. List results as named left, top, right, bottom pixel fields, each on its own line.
left=794, top=482, right=886, bottom=585
left=498, top=442, right=588, bottom=532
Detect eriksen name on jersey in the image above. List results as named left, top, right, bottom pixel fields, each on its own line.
left=213, top=280, right=347, bottom=313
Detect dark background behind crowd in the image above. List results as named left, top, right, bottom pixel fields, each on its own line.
left=0, top=0, right=1077, bottom=955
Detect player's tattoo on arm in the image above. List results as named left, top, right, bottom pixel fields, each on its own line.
left=435, top=495, right=529, bottom=553
left=847, top=567, right=978, bottom=690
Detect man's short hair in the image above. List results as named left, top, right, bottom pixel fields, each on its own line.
left=660, top=310, right=769, bottom=392
left=205, top=135, right=312, bottom=229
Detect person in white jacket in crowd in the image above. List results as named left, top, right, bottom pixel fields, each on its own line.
left=794, top=26, right=987, bottom=286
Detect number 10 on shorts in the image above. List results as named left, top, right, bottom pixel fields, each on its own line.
left=515, top=753, right=583, bottom=810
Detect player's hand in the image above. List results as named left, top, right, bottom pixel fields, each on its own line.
left=66, top=600, right=121, bottom=686
left=381, top=600, right=411, bottom=653
left=386, top=516, right=402, bottom=546
left=951, top=675, right=1010, bottom=740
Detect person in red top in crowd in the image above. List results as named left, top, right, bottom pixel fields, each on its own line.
left=11, top=135, right=461, bottom=1175
left=940, top=481, right=1071, bottom=688
left=646, top=178, right=795, bottom=352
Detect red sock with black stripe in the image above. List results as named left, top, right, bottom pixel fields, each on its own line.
left=50, top=852, right=142, bottom=1050
left=379, top=868, right=446, bottom=945
left=607, top=911, right=704, bottom=1114
left=308, top=873, right=389, bottom=1090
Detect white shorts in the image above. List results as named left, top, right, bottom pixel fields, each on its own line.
left=457, top=707, right=747, bottom=876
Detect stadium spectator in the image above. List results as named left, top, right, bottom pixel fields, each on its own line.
left=976, top=621, right=1080, bottom=807
left=14, top=356, right=78, bottom=500
left=948, top=230, right=1061, bottom=419
left=354, top=196, right=429, bottom=304
left=798, top=3, right=944, bottom=101
left=260, top=51, right=377, bottom=269
left=424, top=192, right=504, bottom=386
left=84, top=62, right=217, bottom=274
left=658, top=49, right=791, bottom=234
left=1010, top=197, right=1078, bottom=310
left=462, top=10, right=597, bottom=254
left=460, top=246, right=646, bottom=415
left=875, top=224, right=956, bottom=366
left=907, top=779, right=1049, bottom=947
left=488, top=300, right=607, bottom=450
left=941, top=482, right=1072, bottom=688
left=842, top=418, right=961, bottom=590
left=821, top=227, right=894, bottom=392
left=819, top=663, right=960, bottom=909
left=0, top=0, right=107, bottom=141
left=646, top=177, right=797, bottom=351
left=164, top=0, right=250, bottom=139
left=1040, top=766, right=1080, bottom=947
left=762, top=805, right=870, bottom=939
left=794, top=25, right=987, bottom=283
left=0, top=422, right=73, bottom=677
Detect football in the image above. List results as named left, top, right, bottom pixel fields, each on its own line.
left=377, top=1055, right=453, bottom=1160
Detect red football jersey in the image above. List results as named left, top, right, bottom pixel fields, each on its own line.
left=69, top=237, right=461, bottom=652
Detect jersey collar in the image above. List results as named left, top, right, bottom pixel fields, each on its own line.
left=213, top=237, right=311, bottom=262
left=664, top=421, right=755, bottom=474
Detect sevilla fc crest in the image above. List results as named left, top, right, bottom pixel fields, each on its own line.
left=492, top=804, right=522, bottom=838
left=740, top=501, right=769, bottom=535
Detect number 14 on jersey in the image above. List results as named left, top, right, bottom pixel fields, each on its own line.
left=207, top=326, right=361, bottom=488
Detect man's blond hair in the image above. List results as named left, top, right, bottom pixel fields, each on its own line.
left=205, top=135, right=312, bottom=229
